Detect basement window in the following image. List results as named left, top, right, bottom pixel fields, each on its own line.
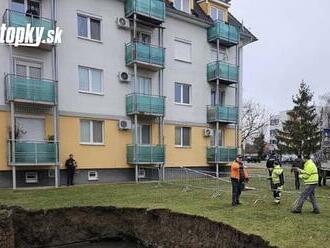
left=25, top=172, right=38, bottom=184
left=138, top=169, right=146, bottom=179
left=88, top=171, right=99, bottom=181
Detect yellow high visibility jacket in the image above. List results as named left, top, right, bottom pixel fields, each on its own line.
left=299, top=159, right=319, bottom=185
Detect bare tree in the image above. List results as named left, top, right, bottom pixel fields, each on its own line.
left=241, top=100, right=269, bottom=148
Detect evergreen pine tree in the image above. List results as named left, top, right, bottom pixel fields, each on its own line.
left=276, top=82, right=321, bottom=157
left=253, top=132, right=266, bottom=160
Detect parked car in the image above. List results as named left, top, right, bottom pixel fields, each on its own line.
left=244, top=154, right=261, bottom=163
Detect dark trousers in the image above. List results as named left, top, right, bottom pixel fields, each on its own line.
left=294, top=171, right=300, bottom=190
left=318, top=169, right=327, bottom=186
left=292, top=184, right=320, bottom=212
left=67, top=169, right=75, bottom=186
left=232, top=179, right=243, bottom=206
left=272, top=183, right=282, bottom=203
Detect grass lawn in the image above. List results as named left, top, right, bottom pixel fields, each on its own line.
left=0, top=168, right=329, bottom=248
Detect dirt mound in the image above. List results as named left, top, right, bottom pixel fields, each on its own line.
left=0, top=206, right=276, bottom=248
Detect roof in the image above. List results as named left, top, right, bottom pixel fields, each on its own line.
left=228, top=12, right=258, bottom=43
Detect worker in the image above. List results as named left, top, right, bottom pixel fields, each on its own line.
left=65, top=154, right=77, bottom=186
left=271, top=160, right=284, bottom=204
left=231, top=154, right=249, bottom=207
left=291, top=157, right=320, bottom=214
left=266, top=152, right=276, bottom=176
left=291, top=155, right=303, bottom=190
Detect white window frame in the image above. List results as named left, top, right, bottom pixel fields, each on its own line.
left=174, top=38, right=192, bottom=63
left=175, top=82, right=192, bottom=105
left=78, top=66, right=104, bottom=95
left=77, top=12, right=102, bottom=42
left=80, top=119, right=104, bottom=145
left=88, top=171, right=99, bottom=181
left=175, top=126, right=191, bottom=148
left=174, top=0, right=190, bottom=14
left=14, top=59, right=43, bottom=79
left=25, top=172, right=38, bottom=183
left=210, top=6, right=225, bottom=21
left=12, top=0, right=42, bottom=16
left=138, top=168, right=146, bottom=179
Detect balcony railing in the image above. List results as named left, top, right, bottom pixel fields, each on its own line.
left=8, top=140, right=58, bottom=166
left=5, top=74, right=57, bottom=105
left=207, top=146, right=238, bottom=164
left=207, top=61, right=239, bottom=84
left=125, top=0, right=165, bottom=23
left=126, top=93, right=165, bottom=116
left=126, top=42, right=165, bottom=69
left=127, top=144, right=165, bottom=164
left=207, top=20, right=240, bottom=46
left=2, top=9, right=56, bottom=46
left=207, top=105, right=238, bottom=123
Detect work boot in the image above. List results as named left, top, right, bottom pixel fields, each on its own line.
left=312, top=209, right=320, bottom=214
left=291, top=209, right=302, bottom=214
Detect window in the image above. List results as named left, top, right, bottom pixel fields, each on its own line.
left=48, top=169, right=55, bottom=178
left=136, top=76, right=151, bottom=95
left=80, top=120, right=104, bottom=144
left=174, top=0, right=190, bottom=13
left=175, top=39, right=192, bottom=63
left=211, top=49, right=225, bottom=61
left=77, top=14, right=101, bottom=41
left=137, top=32, right=151, bottom=44
left=138, top=169, right=146, bottom=179
left=25, top=172, right=38, bottom=183
left=88, top=171, right=99, bottom=181
left=211, top=129, right=223, bottom=146
left=11, top=0, right=25, bottom=13
left=210, top=6, right=224, bottom=21
left=175, top=127, right=191, bottom=147
left=134, top=125, right=151, bottom=144
left=11, top=0, right=40, bottom=15
left=270, top=119, right=279, bottom=126
left=211, top=90, right=225, bottom=106
left=15, top=60, right=42, bottom=79
left=175, top=83, right=191, bottom=105
left=270, top=130, right=277, bottom=137
left=78, top=66, right=103, bottom=94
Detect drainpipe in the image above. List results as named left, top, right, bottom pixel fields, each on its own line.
left=133, top=13, right=138, bottom=183
left=215, top=39, right=220, bottom=178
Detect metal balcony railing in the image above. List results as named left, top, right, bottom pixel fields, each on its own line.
left=127, top=144, right=165, bottom=164
left=207, top=105, right=238, bottom=123
left=8, top=140, right=58, bottom=166
left=5, top=74, right=57, bottom=105
left=207, top=61, right=239, bottom=84
left=125, top=42, right=165, bottom=68
left=207, top=20, right=240, bottom=46
left=125, top=0, right=165, bottom=22
left=126, top=93, right=165, bottom=116
left=207, top=146, right=238, bottom=164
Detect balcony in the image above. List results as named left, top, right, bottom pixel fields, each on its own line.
left=207, top=61, right=239, bottom=84
left=8, top=140, right=58, bottom=166
left=207, top=105, right=238, bottom=124
left=127, top=144, right=165, bottom=164
left=125, top=42, right=165, bottom=71
left=126, top=93, right=165, bottom=117
left=207, top=147, right=238, bottom=164
left=125, top=0, right=165, bottom=24
left=5, top=74, right=57, bottom=105
left=2, top=9, right=56, bottom=50
left=207, top=20, right=240, bottom=47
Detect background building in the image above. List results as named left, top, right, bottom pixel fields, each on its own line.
left=0, top=0, right=256, bottom=188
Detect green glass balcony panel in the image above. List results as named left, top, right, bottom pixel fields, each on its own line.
left=207, top=147, right=238, bottom=164
left=207, top=105, right=238, bottom=123
left=5, top=74, right=57, bottom=104
left=125, top=42, right=165, bottom=68
left=207, top=20, right=240, bottom=46
left=4, top=9, right=55, bottom=41
left=126, top=94, right=165, bottom=116
left=9, top=141, right=58, bottom=165
left=125, top=0, right=165, bottom=22
left=127, top=144, right=165, bottom=164
left=207, top=61, right=239, bottom=84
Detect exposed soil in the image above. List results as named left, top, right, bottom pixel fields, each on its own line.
left=0, top=206, right=276, bottom=248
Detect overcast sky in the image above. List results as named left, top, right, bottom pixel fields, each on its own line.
left=230, top=0, right=330, bottom=114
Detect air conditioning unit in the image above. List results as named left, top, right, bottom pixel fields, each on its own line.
left=118, top=71, right=131, bottom=83
left=118, top=120, right=132, bottom=130
left=203, top=128, right=214, bottom=137
left=116, top=17, right=130, bottom=29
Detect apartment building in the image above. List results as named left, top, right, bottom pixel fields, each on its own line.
left=0, top=0, right=256, bottom=188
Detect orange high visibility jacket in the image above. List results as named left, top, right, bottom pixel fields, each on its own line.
left=231, top=161, right=249, bottom=180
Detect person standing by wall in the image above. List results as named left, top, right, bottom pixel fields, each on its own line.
left=231, top=155, right=249, bottom=207
left=65, top=154, right=77, bottom=186
left=291, top=157, right=320, bottom=214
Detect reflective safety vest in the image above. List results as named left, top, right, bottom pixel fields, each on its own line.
left=231, top=161, right=248, bottom=180
left=272, top=165, right=284, bottom=185
left=299, top=159, right=319, bottom=185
